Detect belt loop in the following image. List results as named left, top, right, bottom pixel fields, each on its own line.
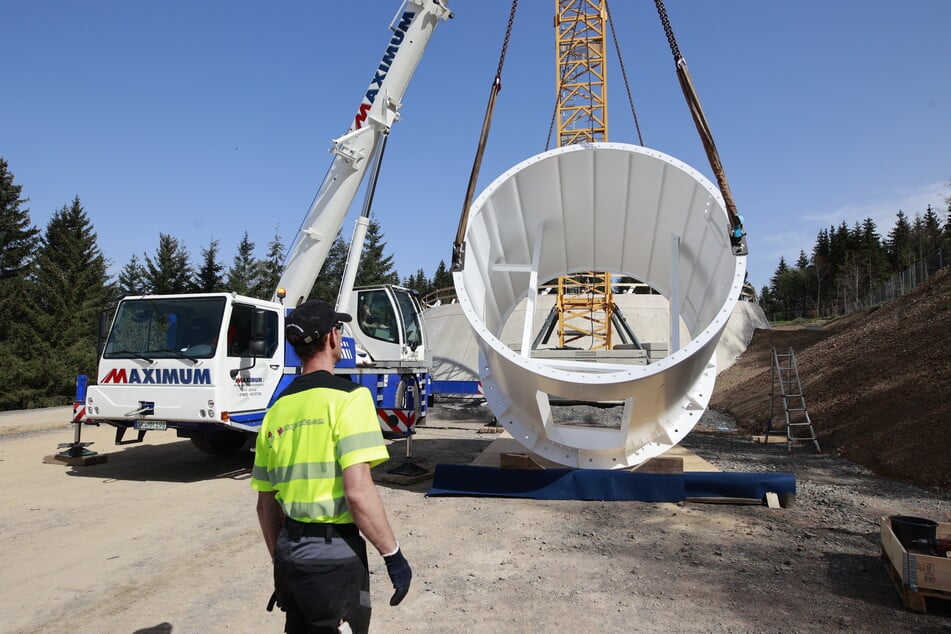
left=324, top=525, right=332, bottom=544
left=286, top=520, right=303, bottom=541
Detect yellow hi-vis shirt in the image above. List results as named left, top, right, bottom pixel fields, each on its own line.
left=250, top=370, right=389, bottom=524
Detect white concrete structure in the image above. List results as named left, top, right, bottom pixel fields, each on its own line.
left=424, top=294, right=767, bottom=389
left=451, top=142, right=748, bottom=468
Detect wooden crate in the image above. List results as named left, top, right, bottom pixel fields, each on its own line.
left=880, top=516, right=951, bottom=613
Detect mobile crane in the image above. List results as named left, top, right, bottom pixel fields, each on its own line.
left=74, top=1, right=453, bottom=457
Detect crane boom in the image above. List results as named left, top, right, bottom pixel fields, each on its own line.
left=276, top=0, right=453, bottom=306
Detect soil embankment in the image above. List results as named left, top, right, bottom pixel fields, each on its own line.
left=712, top=268, right=951, bottom=491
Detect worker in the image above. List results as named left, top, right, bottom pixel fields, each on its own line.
left=251, top=299, right=412, bottom=633
left=358, top=297, right=382, bottom=331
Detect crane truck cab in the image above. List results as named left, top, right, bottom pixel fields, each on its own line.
left=84, top=288, right=428, bottom=455
left=86, top=293, right=283, bottom=455
left=350, top=285, right=426, bottom=366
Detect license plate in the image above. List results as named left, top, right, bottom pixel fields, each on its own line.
left=135, top=420, right=167, bottom=431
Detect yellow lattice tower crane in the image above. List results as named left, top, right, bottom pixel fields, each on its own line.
left=554, top=0, right=614, bottom=350
left=555, top=0, right=608, bottom=145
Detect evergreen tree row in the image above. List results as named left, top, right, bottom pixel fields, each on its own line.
left=0, top=156, right=449, bottom=410
left=4, top=150, right=948, bottom=408
left=760, top=196, right=951, bottom=321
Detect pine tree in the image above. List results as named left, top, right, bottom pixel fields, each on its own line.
left=250, top=229, right=285, bottom=300
left=787, top=251, right=811, bottom=316
left=944, top=179, right=951, bottom=243
left=921, top=205, right=943, bottom=254
left=355, top=218, right=400, bottom=287
left=431, top=259, right=453, bottom=291
left=944, top=197, right=951, bottom=245
left=795, top=251, right=809, bottom=269
left=144, top=234, right=194, bottom=294
left=195, top=238, right=225, bottom=292
left=0, top=158, right=39, bottom=337
left=858, top=217, right=888, bottom=281
left=309, top=233, right=347, bottom=303
left=811, top=228, right=832, bottom=313
left=758, top=285, right=774, bottom=315
left=0, top=158, right=42, bottom=410
left=117, top=254, right=148, bottom=297
left=226, top=232, right=256, bottom=295
left=887, top=210, right=912, bottom=271
left=766, top=256, right=800, bottom=319
left=403, top=268, right=431, bottom=297
left=824, top=223, right=844, bottom=287
left=27, top=196, right=113, bottom=405
left=840, top=218, right=886, bottom=299
left=909, top=212, right=926, bottom=265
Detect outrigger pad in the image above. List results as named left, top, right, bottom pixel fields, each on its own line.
left=427, top=464, right=796, bottom=503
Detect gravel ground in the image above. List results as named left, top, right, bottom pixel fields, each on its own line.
left=1, top=403, right=949, bottom=632
left=407, top=403, right=951, bottom=632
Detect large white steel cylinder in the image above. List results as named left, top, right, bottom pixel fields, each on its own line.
left=453, top=142, right=747, bottom=468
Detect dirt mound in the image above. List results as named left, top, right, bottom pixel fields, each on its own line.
left=711, top=267, right=951, bottom=492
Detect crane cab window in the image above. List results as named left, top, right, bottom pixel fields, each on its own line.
left=227, top=304, right=279, bottom=358
left=357, top=290, right=398, bottom=344
left=393, top=289, right=423, bottom=350
left=103, top=297, right=226, bottom=360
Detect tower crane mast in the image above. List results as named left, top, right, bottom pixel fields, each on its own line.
left=554, top=0, right=615, bottom=350
left=555, top=0, right=608, bottom=146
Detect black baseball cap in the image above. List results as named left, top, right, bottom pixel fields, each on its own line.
left=285, top=300, right=352, bottom=345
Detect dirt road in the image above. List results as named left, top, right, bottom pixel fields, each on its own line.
left=2, top=408, right=949, bottom=633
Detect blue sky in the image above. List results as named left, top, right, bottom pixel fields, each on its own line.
left=3, top=1, right=949, bottom=292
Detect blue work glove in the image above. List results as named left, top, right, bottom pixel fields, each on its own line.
left=383, top=546, right=412, bottom=606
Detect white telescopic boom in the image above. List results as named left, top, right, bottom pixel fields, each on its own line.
left=275, top=0, right=452, bottom=306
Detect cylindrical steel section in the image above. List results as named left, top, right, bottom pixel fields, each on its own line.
left=453, top=142, right=746, bottom=468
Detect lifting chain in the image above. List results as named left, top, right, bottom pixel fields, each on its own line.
left=653, top=0, right=681, bottom=61
left=495, top=0, right=519, bottom=81
left=605, top=0, right=645, bottom=147
left=653, top=0, right=748, bottom=256
left=453, top=0, right=520, bottom=271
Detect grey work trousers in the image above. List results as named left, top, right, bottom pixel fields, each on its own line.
left=273, top=522, right=371, bottom=634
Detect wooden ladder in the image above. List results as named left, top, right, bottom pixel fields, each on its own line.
left=764, top=347, right=821, bottom=453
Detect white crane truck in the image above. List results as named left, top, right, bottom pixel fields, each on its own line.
left=77, top=0, right=453, bottom=456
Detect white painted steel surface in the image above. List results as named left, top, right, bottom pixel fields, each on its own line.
left=453, top=142, right=747, bottom=468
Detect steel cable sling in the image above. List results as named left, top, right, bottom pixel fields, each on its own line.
left=452, top=0, right=520, bottom=271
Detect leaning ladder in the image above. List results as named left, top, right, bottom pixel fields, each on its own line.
left=764, top=347, right=821, bottom=453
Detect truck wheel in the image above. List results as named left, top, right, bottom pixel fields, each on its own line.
left=190, top=430, right=249, bottom=457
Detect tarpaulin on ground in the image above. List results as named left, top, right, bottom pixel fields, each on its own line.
left=684, top=472, right=796, bottom=499
left=427, top=464, right=796, bottom=502
left=427, top=465, right=684, bottom=501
